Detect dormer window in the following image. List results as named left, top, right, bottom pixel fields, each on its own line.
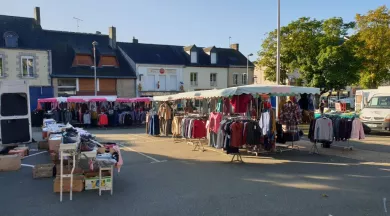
left=185, top=45, right=198, bottom=64
left=211, top=53, right=217, bottom=64
left=191, top=51, right=197, bottom=63
left=205, top=46, right=217, bottom=64
left=72, top=54, right=93, bottom=66
left=3, top=31, right=18, bottom=48
left=98, top=56, right=119, bottom=67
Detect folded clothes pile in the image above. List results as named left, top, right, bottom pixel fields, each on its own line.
left=62, top=128, right=78, bottom=144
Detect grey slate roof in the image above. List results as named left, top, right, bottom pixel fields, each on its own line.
left=42, top=30, right=136, bottom=78
left=0, top=15, right=43, bottom=49
left=118, top=42, right=254, bottom=68
left=118, top=42, right=188, bottom=65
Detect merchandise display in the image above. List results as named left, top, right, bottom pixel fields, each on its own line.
left=151, top=84, right=321, bottom=161
left=25, top=119, right=124, bottom=201
left=34, top=96, right=152, bottom=128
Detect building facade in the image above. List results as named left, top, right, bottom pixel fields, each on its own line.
left=183, top=67, right=227, bottom=91
left=45, top=26, right=137, bottom=97
left=0, top=7, right=53, bottom=110
left=118, top=41, right=185, bottom=97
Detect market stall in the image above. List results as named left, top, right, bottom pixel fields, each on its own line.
left=150, top=84, right=323, bottom=160
left=34, top=96, right=153, bottom=128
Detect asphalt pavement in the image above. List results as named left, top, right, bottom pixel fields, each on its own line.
left=1, top=127, right=390, bottom=216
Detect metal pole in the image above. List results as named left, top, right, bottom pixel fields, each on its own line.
left=276, top=0, right=281, bottom=120
left=246, top=58, right=249, bottom=85
left=93, top=45, right=97, bottom=96
left=276, top=0, right=281, bottom=85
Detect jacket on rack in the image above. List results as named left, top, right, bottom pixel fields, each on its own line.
left=350, top=118, right=365, bottom=140
left=279, top=103, right=302, bottom=125
left=314, top=117, right=333, bottom=141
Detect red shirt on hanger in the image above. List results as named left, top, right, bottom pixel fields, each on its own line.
left=230, top=122, right=244, bottom=147
left=230, top=95, right=252, bottom=113
left=192, top=120, right=207, bottom=138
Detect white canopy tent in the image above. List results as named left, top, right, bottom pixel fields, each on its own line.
left=153, top=84, right=320, bottom=101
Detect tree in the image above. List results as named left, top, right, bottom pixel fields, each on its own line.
left=257, top=17, right=360, bottom=93
left=354, top=6, right=390, bottom=89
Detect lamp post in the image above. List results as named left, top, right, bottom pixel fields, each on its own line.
left=92, top=41, right=98, bottom=96
left=276, top=0, right=281, bottom=120
left=247, top=53, right=253, bottom=85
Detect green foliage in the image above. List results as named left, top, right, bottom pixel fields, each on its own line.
left=355, top=6, right=390, bottom=88
left=256, top=6, right=390, bottom=91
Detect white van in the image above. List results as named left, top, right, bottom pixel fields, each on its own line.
left=360, top=93, right=390, bottom=132
left=0, top=80, right=32, bottom=145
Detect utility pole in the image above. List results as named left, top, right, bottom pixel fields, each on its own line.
left=73, top=17, right=83, bottom=32
left=229, top=36, right=231, bottom=47
left=276, top=0, right=281, bottom=120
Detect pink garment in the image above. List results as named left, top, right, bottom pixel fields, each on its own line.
left=350, top=119, right=365, bottom=140
left=209, top=112, right=223, bottom=134
left=112, top=146, right=123, bottom=172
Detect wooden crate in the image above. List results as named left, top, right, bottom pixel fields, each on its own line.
left=33, top=164, right=54, bottom=178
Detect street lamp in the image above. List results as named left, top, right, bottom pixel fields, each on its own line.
left=247, top=53, right=253, bottom=85
left=276, top=0, right=281, bottom=120
left=92, top=41, right=98, bottom=96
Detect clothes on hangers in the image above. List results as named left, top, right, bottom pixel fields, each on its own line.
left=314, top=117, right=333, bottom=141
left=98, top=113, right=108, bottom=126
left=83, top=112, right=91, bottom=124
left=350, top=118, right=365, bottom=140
left=230, top=94, right=251, bottom=113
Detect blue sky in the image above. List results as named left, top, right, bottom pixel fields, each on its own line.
left=1, top=0, right=388, bottom=60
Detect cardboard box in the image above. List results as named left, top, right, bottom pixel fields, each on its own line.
left=84, top=170, right=111, bottom=178
left=49, top=135, right=62, bottom=152
left=85, top=176, right=112, bottom=190
left=42, top=131, right=48, bottom=140
left=38, top=140, right=49, bottom=150
left=53, top=176, right=84, bottom=193
left=0, top=155, right=21, bottom=172
left=8, top=147, right=29, bottom=158
left=33, top=164, right=54, bottom=178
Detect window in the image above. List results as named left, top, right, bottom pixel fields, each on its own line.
left=368, top=96, right=390, bottom=109
left=0, top=56, right=3, bottom=77
left=210, top=73, right=217, bottom=86
left=3, top=31, right=18, bottom=48
left=242, top=73, right=248, bottom=85
left=58, top=78, right=77, bottom=96
left=1, top=93, right=28, bottom=116
left=190, top=72, right=198, bottom=86
left=211, top=53, right=217, bottom=64
left=233, top=73, right=239, bottom=85
left=72, top=54, right=93, bottom=66
left=190, top=51, right=197, bottom=63
left=21, top=56, right=34, bottom=77
left=98, top=56, right=119, bottom=67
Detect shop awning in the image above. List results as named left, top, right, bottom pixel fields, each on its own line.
left=116, top=97, right=153, bottom=103
left=153, top=84, right=320, bottom=101
left=38, top=98, right=58, bottom=103
left=66, top=98, right=86, bottom=103
left=68, top=96, right=117, bottom=102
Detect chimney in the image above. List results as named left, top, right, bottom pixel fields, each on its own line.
left=96, top=31, right=101, bottom=35
left=230, top=43, right=239, bottom=51
left=34, top=7, right=41, bottom=25
left=109, top=26, right=116, bottom=49
left=133, top=36, right=138, bottom=44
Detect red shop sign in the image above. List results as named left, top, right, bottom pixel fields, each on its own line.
left=159, top=68, right=165, bottom=74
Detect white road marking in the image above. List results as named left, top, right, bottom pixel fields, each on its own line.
left=384, top=197, right=387, bottom=213
left=119, top=144, right=166, bottom=163
left=21, top=164, right=35, bottom=168
left=22, top=151, right=47, bottom=159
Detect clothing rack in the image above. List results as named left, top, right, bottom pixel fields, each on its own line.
left=186, top=115, right=208, bottom=152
